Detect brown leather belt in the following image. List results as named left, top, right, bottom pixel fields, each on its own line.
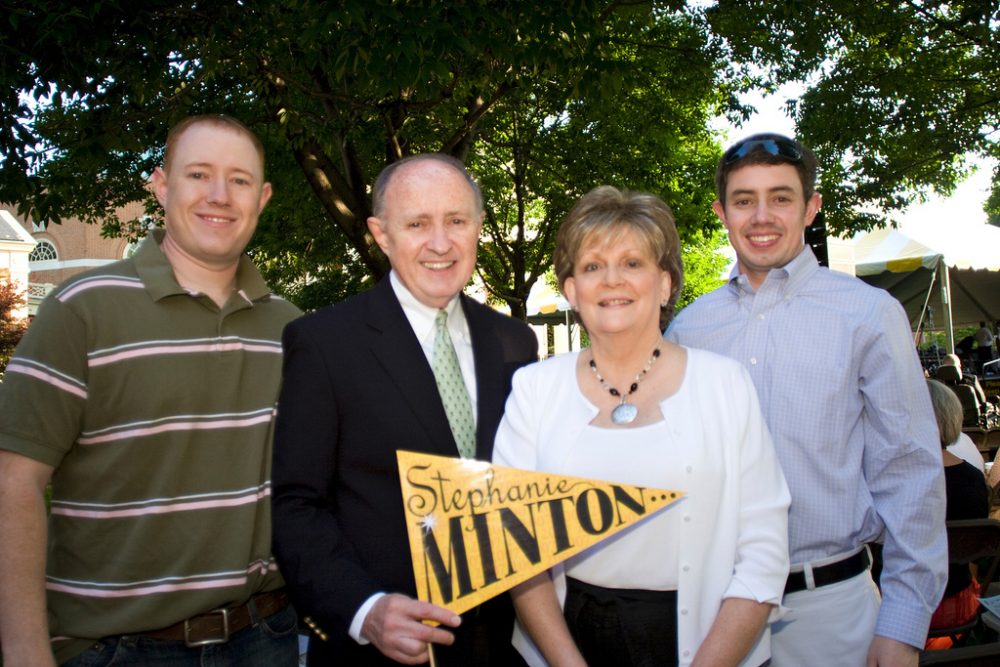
left=139, top=589, right=289, bottom=647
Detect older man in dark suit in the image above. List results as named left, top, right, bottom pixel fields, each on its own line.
left=272, top=154, right=538, bottom=666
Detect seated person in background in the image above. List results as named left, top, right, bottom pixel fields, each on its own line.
left=939, top=353, right=982, bottom=389
left=938, top=353, right=994, bottom=422
left=494, top=186, right=790, bottom=667
left=925, top=379, right=990, bottom=649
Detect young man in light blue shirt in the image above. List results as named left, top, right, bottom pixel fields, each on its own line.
left=667, top=134, right=947, bottom=667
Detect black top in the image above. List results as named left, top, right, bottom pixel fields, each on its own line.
left=943, top=461, right=990, bottom=597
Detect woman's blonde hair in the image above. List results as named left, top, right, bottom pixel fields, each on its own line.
left=926, top=378, right=962, bottom=448
left=553, top=186, right=684, bottom=327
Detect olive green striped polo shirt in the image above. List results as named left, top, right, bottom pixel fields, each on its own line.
left=0, top=231, right=301, bottom=662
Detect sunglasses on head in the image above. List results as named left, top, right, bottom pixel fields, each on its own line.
left=723, top=137, right=803, bottom=165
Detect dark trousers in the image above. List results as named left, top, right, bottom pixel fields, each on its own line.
left=564, top=577, right=679, bottom=667
left=307, top=596, right=526, bottom=667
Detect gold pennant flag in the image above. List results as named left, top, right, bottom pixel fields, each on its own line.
left=397, top=450, right=685, bottom=616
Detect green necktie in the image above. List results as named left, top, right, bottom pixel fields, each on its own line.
left=432, top=309, right=476, bottom=459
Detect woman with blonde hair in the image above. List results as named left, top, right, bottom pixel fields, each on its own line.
left=924, top=379, right=989, bottom=648
left=493, top=186, right=790, bottom=667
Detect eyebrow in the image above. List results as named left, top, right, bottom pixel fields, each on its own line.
left=182, top=161, right=256, bottom=177
left=729, top=185, right=797, bottom=197
left=406, top=210, right=473, bottom=220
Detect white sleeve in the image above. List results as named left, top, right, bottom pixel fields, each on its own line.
left=724, top=364, right=791, bottom=606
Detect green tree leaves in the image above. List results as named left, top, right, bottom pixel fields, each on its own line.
left=709, top=0, right=999, bottom=233
left=0, top=1, right=729, bottom=312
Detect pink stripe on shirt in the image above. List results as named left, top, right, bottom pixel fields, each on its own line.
left=58, top=279, right=144, bottom=302
left=51, top=488, right=271, bottom=519
left=5, top=362, right=87, bottom=399
left=90, top=341, right=281, bottom=367
left=77, top=413, right=274, bottom=445
left=46, top=563, right=280, bottom=598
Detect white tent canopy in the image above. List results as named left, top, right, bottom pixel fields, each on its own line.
left=853, top=226, right=1000, bottom=349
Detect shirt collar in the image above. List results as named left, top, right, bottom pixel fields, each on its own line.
left=727, top=244, right=819, bottom=298
left=133, top=228, right=273, bottom=304
left=389, top=270, right=468, bottom=344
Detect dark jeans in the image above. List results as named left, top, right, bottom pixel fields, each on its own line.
left=60, top=603, right=298, bottom=667
left=564, top=577, right=678, bottom=667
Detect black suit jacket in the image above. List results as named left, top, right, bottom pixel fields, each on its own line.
left=272, top=277, right=537, bottom=666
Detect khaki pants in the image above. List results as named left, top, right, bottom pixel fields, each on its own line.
left=771, top=571, right=881, bottom=667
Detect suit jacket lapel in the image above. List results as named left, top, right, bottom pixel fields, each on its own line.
left=367, top=278, right=457, bottom=457
left=462, top=295, right=505, bottom=459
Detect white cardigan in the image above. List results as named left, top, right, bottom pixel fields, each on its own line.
left=493, top=347, right=790, bottom=667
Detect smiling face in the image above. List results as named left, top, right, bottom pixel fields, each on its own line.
left=714, top=163, right=821, bottom=289
left=152, top=121, right=272, bottom=273
left=563, top=227, right=671, bottom=340
left=367, top=159, right=483, bottom=309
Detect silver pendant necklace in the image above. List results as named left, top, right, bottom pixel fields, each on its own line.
left=589, top=345, right=661, bottom=425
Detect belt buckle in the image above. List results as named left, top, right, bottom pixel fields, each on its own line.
left=184, top=608, right=230, bottom=647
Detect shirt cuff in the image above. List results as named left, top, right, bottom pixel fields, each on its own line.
left=349, top=592, right=385, bottom=645
left=874, top=598, right=934, bottom=650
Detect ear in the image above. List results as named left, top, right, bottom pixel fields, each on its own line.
left=660, top=269, right=672, bottom=306
left=804, top=192, right=822, bottom=226
left=152, top=167, right=168, bottom=208
left=563, top=276, right=577, bottom=310
left=711, top=199, right=727, bottom=227
left=257, top=182, right=273, bottom=212
left=367, top=216, right=391, bottom=255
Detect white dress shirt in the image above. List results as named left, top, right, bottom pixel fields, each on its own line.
left=391, top=270, right=478, bottom=413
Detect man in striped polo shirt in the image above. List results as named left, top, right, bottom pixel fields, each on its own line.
left=0, top=115, right=301, bottom=666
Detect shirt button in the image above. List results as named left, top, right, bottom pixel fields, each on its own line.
left=758, top=314, right=765, bottom=320
left=685, top=465, right=693, bottom=473
left=750, top=357, right=758, bottom=365
left=684, top=515, right=691, bottom=522
left=681, top=608, right=689, bottom=615
left=683, top=650, right=691, bottom=657
left=682, top=564, right=690, bottom=572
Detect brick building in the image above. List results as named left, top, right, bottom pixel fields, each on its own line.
left=1, top=202, right=145, bottom=315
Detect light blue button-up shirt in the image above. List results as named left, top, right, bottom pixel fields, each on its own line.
left=666, top=245, right=947, bottom=648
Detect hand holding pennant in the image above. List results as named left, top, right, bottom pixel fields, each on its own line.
left=397, top=450, right=685, bottom=617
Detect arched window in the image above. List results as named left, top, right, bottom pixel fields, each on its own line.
left=122, top=242, right=139, bottom=259
left=29, top=239, right=58, bottom=262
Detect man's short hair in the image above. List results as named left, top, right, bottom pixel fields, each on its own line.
left=715, top=133, right=817, bottom=205
left=371, top=154, right=483, bottom=218
left=164, top=114, right=266, bottom=174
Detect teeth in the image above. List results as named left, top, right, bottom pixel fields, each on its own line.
left=423, top=262, right=453, bottom=270
left=202, top=216, right=231, bottom=223
left=749, top=234, right=778, bottom=243
left=603, top=299, right=631, bottom=306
